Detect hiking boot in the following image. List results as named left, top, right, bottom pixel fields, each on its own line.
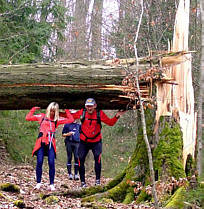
left=74, top=174, right=79, bottom=180
left=95, top=179, right=101, bottom=186
left=34, top=183, right=42, bottom=190
left=68, top=174, right=73, bottom=180
left=49, top=184, right=55, bottom=191
left=81, top=182, right=87, bottom=188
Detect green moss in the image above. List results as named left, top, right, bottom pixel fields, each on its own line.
left=81, top=186, right=105, bottom=198
left=184, top=184, right=204, bottom=207
left=107, top=180, right=129, bottom=202
left=165, top=187, right=185, bottom=208
left=81, top=201, right=107, bottom=209
left=153, top=120, right=185, bottom=179
left=13, top=200, right=25, bottom=208
left=0, top=183, right=20, bottom=193
left=62, top=185, right=105, bottom=199
left=126, top=138, right=148, bottom=178
left=45, top=195, right=59, bottom=204
left=81, top=191, right=110, bottom=203
left=99, top=198, right=114, bottom=203
left=135, top=189, right=151, bottom=204
left=104, top=170, right=126, bottom=191
left=39, top=193, right=47, bottom=199
left=0, top=192, right=10, bottom=200
left=82, top=195, right=96, bottom=203
left=123, top=187, right=135, bottom=204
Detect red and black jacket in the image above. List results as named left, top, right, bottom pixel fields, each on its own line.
left=72, top=109, right=119, bottom=143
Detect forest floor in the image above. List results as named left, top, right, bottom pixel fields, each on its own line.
left=0, top=139, right=153, bottom=209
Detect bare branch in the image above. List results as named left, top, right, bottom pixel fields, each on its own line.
left=133, top=0, right=159, bottom=208
left=8, top=45, right=29, bottom=64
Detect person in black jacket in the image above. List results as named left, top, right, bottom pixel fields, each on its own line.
left=62, top=110, right=81, bottom=180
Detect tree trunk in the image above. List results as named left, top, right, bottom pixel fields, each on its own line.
left=197, top=1, right=204, bottom=177
left=0, top=61, right=126, bottom=110
left=70, top=0, right=90, bottom=59
left=0, top=53, right=190, bottom=110
left=90, top=0, right=103, bottom=59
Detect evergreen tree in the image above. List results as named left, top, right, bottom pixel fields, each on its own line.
left=0, top=0, right=68, bottom=64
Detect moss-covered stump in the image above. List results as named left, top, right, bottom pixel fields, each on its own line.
left=153, top=116, right=185, bottom=180
left=68, top=110, right=186, bottom=207
left=0, top=182, right=20, bottom=193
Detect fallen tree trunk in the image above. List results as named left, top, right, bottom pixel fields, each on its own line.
left=0, top=52, right=190, bottom=110
left=0, top=61, right=129, bottom=110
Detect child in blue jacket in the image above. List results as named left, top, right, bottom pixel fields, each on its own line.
left=62, top=115, right=81, bottom=180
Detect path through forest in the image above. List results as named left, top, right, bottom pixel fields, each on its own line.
left=0, top=139, right=154, bottom=209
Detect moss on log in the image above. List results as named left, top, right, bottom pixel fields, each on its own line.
left=13, top=200, right=26, bottom=208
left=0, top=183, right=25, bottom=208
left=45, top=195, right=59, bottom=204
left=0, top=182, right=20, bottom=193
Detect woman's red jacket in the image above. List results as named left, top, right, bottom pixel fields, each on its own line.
left=26, top=107, right=74, bottom=156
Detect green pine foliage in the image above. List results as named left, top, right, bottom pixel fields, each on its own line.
left=0, top=0, right=68, bottom=64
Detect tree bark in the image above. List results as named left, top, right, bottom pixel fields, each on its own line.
left=0, top=53, right=191, bottom=110
left=72, top=0, right=90, bottom=59
left=0, top=61, right=127, bottom=110
left=90, top=0, right=103, bottom=59
left=197, top=1, right=204, bottom=177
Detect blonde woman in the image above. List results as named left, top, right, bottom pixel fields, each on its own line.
left=26, top=102, right=74, bottom=191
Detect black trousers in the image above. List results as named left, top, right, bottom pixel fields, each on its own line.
left=66, top=141, right=79, bottom=175
left=78, top=140, right=102, bottom=183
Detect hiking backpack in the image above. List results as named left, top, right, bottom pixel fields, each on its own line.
left=80, top=109, right=102, bottom=128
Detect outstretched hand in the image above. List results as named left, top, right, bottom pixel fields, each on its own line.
left=34, top=107, right=41, bottom=110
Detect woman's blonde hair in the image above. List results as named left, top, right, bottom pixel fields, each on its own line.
left=46, top=102, right=59, bottom=121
